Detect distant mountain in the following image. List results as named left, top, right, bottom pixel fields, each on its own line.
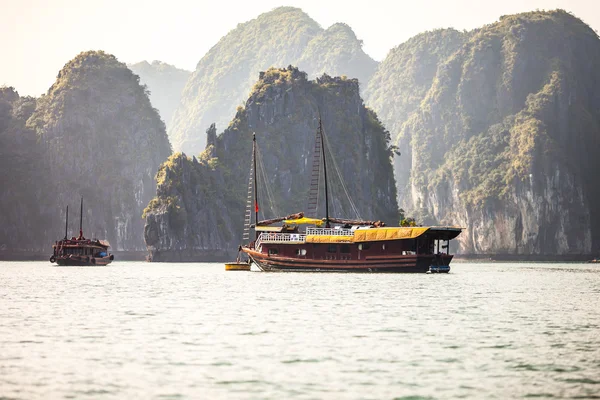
left=128, top=61, right=191, bottom=130
left=380, top=10, right=600, bottom=255
left=169, top=7, right=378, bottom=155
left=296, top=23, right=378, bottom=88
left=28, top=51, right=172, bottom=251
left=144, top=66, right=397, bottom=261
left=365, top=28, right=467, bottom=143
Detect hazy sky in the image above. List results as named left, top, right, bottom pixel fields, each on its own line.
left=2, top=0, right=599, bottom=97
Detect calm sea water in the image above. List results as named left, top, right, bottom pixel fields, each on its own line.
left=1, top=261, right=599, bottom=399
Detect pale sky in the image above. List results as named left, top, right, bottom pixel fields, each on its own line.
left=1, top=0, right=599, bottom=97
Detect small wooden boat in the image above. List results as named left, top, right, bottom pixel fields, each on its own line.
left=224, top=261, right=251, bottom=271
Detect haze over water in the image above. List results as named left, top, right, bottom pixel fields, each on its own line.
left=1, top=262, right=599, bottom=399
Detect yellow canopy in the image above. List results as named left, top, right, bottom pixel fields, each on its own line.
left=284, top=217, right=324, bottom=226
left=306, top=235, right=353, bottom=243
left=352, top=227, right=429, bottom=242
left=305, top=227, right=430, bottom=244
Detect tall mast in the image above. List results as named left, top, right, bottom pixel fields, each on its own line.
left=253, top=133, right=259, bottom=239
left=64, top=205, right=69, bottom=240
left=320, top=118, right=330, bottom=228
left=79, top=196, right=83, bottom=239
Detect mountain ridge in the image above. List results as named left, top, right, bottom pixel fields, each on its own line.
left=168, top=6, right=378, bottom=155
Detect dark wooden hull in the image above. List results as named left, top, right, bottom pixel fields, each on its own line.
left=54, top=255, right=113, bottom=266
left=244, top=248, right=452, bottom=273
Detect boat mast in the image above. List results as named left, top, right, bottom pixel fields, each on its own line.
left=64, top=205, right=69, bottom=240
left=253, top=133, right=259, bottom=239
left=79, top=196, right=83, bottom=239
left=320, top=118, right=330, bottom=228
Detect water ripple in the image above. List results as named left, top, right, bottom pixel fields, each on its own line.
left=0, top=261, right=599, bottom=399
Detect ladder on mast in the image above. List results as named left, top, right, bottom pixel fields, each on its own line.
left=242, top=145, right=256, bottom=241
left=306, top=122, right=323, bottom=218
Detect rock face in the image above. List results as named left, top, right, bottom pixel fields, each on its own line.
left=144, top=66, right=398, bottom=261
left=28, top=51, right=172, bottom=251
left=385, top=10, right=600, bottom=255
left=169, top=7, right=377, bottom=155
left=296, top=23, right=378, bottom=88
left=128, top=61, right=191, bottom=130
left=365, top=29, right=467, bottom=143
left=0, top=87, right=49, bottom=252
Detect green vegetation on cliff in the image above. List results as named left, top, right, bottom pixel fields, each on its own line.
left=170, top=7, right=377, bottom=155
left=297, top=23, right=378, bottom=89
left=365, top=28, right=467, bottom=142
left=128, top=61, right=191, bottom=130
left=0, top=87, right=49, bottom=250
left=390, top=10, right=600, bottom=254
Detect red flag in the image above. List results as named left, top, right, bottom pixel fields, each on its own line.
left=255, top=203, right=259, bottom=213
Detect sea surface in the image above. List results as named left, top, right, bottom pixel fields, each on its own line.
left=1, top=261, right=599, bottom=399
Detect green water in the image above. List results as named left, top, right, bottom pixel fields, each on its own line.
left=1, top=261, right=599, bottom=399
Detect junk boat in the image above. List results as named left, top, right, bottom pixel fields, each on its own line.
left=50, top=198, right=114, bottom=266
left=240, top=120, right=462, bottom=273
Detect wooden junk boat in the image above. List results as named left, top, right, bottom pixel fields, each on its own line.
left=50, top=198, right=114, bottom=266
left=241, top=121, right=463, bottom=273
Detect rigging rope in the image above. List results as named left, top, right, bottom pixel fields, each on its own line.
left=256, top=144, right=280, bottom=218
left=322, top=130, right=362, bottom=220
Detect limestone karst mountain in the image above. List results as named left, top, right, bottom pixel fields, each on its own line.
left=144, top=67, right=397, bottom=261
left=169, top=7, right=378, bottom=155
left=128, top=60, right=191, bottom=130
left=27, top=51, right=172, bottom=251
left=371, top=10, right=600, bottom=255
left=0, top=87, right=49, bottom=252
left=364, top=28, right=467, bottom=145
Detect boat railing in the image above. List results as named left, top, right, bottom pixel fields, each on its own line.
left=257, top=232, right=306, bottom=247
left=306, top=227, right=353, bottom=236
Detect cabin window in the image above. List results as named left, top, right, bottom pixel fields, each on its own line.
left=358, top=243, right=370, bottom=250
left=382, top=244, right=386, bottom=250
left=340, top=244, right=350, bottom=253
left=295, top=249, right=307, bottom=256
left=268, top=248, right=279, bottom=255
left=327, top=245, right=337, bottom=253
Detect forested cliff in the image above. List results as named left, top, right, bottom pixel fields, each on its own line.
left=169, top=7, right=377, bottom=155
left=0, top=88, right=48, bottom=251
left=369, top=10, right=600, bottom=255
left=365, top=28, right=467, bottom=144
left=0, top=51, right=171, bottom=254
left=143, top=67, right=397, bottom=261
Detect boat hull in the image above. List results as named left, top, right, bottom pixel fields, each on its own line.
left=54, top=255, right=113, bottom=266
left=244, top=248, right=452, bottom=273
